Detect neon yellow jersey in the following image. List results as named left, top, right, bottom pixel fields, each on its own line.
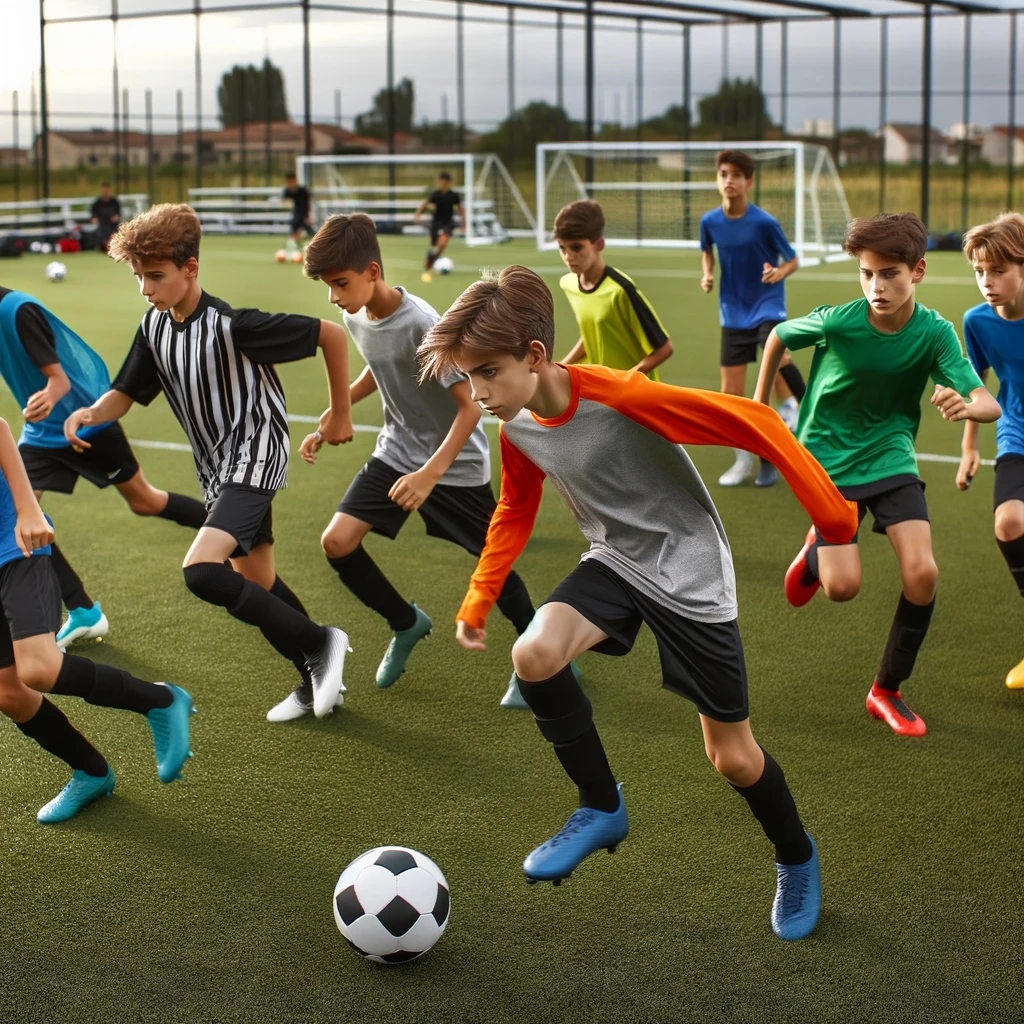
left=559, top=267, right=670, bottom=381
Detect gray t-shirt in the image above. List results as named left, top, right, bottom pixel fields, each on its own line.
left=343, top=289, right=491, bottom=486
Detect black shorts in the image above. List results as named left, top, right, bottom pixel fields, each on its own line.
left=338, top=457, right=495, bottom=555
left=543, top=559, right=749, bottom=723
left=993, top=454, right=1024, bottom=511
left=290, top=214, right=313, bottom=235
left=204, top=483, right=275, bottom=558
left=0, top=555, right=62, bottom=669
left=720, top=319, right=781, bottom=368
left=816, top=474, right=929, bottom=546
left=20, top=422, right=140, bottom=495
left=430, top=220, right=455, bottom=245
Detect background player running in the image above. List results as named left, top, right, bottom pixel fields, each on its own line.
left=414, top=172, right=464, bottom=272
left=284, top=173, right=314, bottom=252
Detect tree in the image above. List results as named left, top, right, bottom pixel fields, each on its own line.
left=697, top=79, right=771, bottom=139
left=639, top=104, right=691, bottom=139
left=217, top=60, right=289, bottom=126
left=355, top=78, right=415, bottom=138
left=477, top=102, right=577, bottom=163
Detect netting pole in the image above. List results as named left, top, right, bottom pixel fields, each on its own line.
left=507, top=6, right=515, bottom=171
left=386, top=0, right=396, bottom=206
left=585, top=0, right=594, bottom=190
left=334, top=88, right=342, bottom=129
left=720, top=23, right=728, bottom=140
left=194, top=0, right=203, bottom=190
left=961, top=14, right=971, bottom=233
left=755, top=22, right=763, bottom=206
left=556, top=12, right=564, bottom=114
left=456, top=3, right=465, bottom=149
left=302, top=0, right=312, bottom=157
left=683, top=25, right=691, bottom=237
left=38, top=0, right=49, bottom=200
left=146, top=88, right=154, bottom=205
left=31, top=77, right=39, bottom=201
left=1009, top=13, right=1018, bottom=211
left=12, top=91, right=20, bottom=214
left=176, top=89, right=184, bottom=200
left=112, top=4, right=121, bottom=197
left=240, top=72, right=248, bottom=188
left=781, top=21, right=788, bottom=135
left=921, top=2, right=932, bottom=226
left=636, top=18, right=643, bottom=242
left=879, top=17, right=888, bottom=211
left=264, top=57, right=272, bottom=183
left=122, top=87, right=130, bottom=194
left=832, top=18, right=841, bottom=164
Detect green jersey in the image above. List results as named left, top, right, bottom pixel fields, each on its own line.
left=776, top=298, right=984, bottom=487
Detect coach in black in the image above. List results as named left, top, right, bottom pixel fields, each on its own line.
left=90, top=183, right=121, bottom=252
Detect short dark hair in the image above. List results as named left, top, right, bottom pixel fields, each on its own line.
left=553, top=200, right=604, bottom=243
left=716, top=150, right=755, bottom=179
left=286, top=172, right=297, bottom=180
left=438, top=171, right=452, bottom=181
left=303, top=212, right=383, bottom=279
left=844, top=212, right=929, bottom=267
left=100, top=181, right=111, bottom=188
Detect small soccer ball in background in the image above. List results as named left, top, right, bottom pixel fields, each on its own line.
left=290, top=250, right=303, bottom=264
left=39, top=242, right=52, bottom=254
left=275, top=249, right=287, bottom=263
left=333, top=846, right=450, bottom=964
left=434, top=256, right=454, bottom=275
left=45, top=261, right=67, bottom=282
left=29, top=241, right=42, bottom=253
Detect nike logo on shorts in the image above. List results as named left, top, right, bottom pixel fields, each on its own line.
left=106, top=469, right=121, bottom=480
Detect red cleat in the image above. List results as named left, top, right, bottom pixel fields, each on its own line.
left=785, top=525, right=821, bottom=607
left=865, top=681, right=927, bottom=737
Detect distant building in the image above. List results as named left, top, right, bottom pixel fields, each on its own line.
left=981, top=126, right=1024, bottom=166
left=0, top=146, right=31, bottom=168
left=802, top=119, right=834, bottom=139
left=882, top=123, right=951, bottom=164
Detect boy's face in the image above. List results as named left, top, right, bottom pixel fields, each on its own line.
left=972, top=255, right=1024, bottom=307
left=131, top=257, right=197, bottom=311
left=557, top=236, right=604, bottom=277
left=857, top=249, right=925, bottom=316
left=438, top=176, right=450, bottom=193
left=323, top=263, right=380, bottom=315
left=454, top=342, right=547, bottom=421
left=717, top=163, right=753, bottom=201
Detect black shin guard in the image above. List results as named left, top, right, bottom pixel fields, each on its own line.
left=779, top=362, right=807, bottom=402
left=997, top=535, right=1024, bottom=597
left=327, top=546, right=416, bottom=631
left=52, top=655, right=172, bottom=714
left=495, top=571, right=536, bottom=636
left=156, top=492, right=208, bottom=529
left=731, top=748, right=811, bottom=865
left=267, top=576, right=313, bottom=680
left=876, top=594, right=936, bottom=691
left=16, top=698, right=109, bottom=777
left=48, top=544, right=92, bottom=611
left=518, top=665, right=618, bottom=812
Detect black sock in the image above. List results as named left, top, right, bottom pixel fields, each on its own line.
left=805, top=531, right=820, bottom=580
left=997, top=535, right=1024, bottom=597
left=268, top=576, right=313, bottom=685
left=52, top=654, right=173, bottom=713
left=731, top=748, right=812, bottom=866
left=328, top=546, right=416, bottom=632
left=876, top=593, right=936, bottom=691
left=48, top=544, right=92, bottom=611
left=779, top=362, right=807, bottom=401
left=518, top=664, right=618, bottom=813
left=496, top=571, right=536, bottom=635
left=156, top=492, right=208, bottom=529
left=15, top=698, right=109, bottom=777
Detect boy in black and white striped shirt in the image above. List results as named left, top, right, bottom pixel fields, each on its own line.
left=64, top=203, right=354, bottom=717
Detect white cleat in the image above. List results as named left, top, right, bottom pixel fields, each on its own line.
left=718, top=450, right=755, bottom=487
left=307, top=627, right=351, bottom=719
left=266, top=686, right=343, bottom=722
left=777, top=396, right=799, bottom=432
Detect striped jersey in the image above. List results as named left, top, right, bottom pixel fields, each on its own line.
left=113, top=290, right=320, bottom=502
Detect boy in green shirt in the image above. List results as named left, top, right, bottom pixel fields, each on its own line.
left=555, top=200, right=674, bottom=380
left=755, top=213, right=1000, bottom=736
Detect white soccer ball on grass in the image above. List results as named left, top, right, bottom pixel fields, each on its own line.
left=45, top=261, right=67, bottom=282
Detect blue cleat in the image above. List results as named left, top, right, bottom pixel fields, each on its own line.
left=771, top=834, right=822, bottom=941
left=523, top=783, right=628, bottom=885
left=37, top=767, right=115, bottom=824
left=501, top=661, right=584, bottom=711
left=376, top=603, right=432, bottom=689
left=146, top=683, right=196, bottom=784
left=56, top=602, right=109, bottom=650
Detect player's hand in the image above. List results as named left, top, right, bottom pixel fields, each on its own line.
left=456, top=619, right=487, bottom=652
left=700, top=275, right=714, bottom=294
left=762, top=262, right=784, bottom=284
left=956, top=448, right=980, bottom=491
left=63, top=407, right=95, bottom=449
left=15, top=508, right=53, bottom=557
left=413, top=213, right=421, bottom=226
left=931, top=384, right=968, bottom=422
left=317, top=409, right=354, bottom=446
left=299, top=431, right=324, bottom=465
left=23, top=388, right=55, bottom=423
left=389, top=468, right=439, bottom=512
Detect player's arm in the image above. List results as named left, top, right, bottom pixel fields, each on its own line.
left=620, top=279, right=672, bottom=376
left=413, top=197, right=430, bottom=225
left=0, top=417, right=54, bottom=556
left=762, top=220, right=798, bottom=284
left=23, top=362, right=71, bottom=424
left=457, top=204, right=466, bottom=231
left=64, top=389, right=134, bottom=448
left=761, top=256, right=799, bottom=285
left=956, top=322, right=990, bottom=490
left=929, top=323, right=1001, bottom=425
left=315, top=319, right=354, bottom=445
left=389, top=380, right=482, bottom=512
left=753, top=328, right=789, bottom=403
left=18, top=305, right=70, bottom=423
left=561, top=339, right=587, bottom=365
left=632, top=340, right=673, bottom=376
left=350, top=364, right=378, bottom=405
left=700, top=248, right=715, bottom=293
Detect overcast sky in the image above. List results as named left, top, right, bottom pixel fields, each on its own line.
left=2, top=0, right=1023, bottom=147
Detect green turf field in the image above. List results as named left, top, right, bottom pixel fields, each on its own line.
left=0, top=238, right=1020, bottom=1023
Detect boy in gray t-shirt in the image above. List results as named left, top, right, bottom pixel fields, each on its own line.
left=267, top=213, right=540, bottom=720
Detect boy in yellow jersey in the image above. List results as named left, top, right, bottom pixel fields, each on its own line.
left=554, top=201, right=673, bottom=380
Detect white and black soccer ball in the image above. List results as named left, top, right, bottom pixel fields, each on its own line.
left=434, top=256, right=454, bottom=275
left=333, top=846, right=450, bottom=964
left=45, top=261, right=67, bottom=282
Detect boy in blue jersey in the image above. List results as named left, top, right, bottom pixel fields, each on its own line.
left=0, top=414, right=194, bottom=823
left=959, top=213, right=1024, bottom=689
left=700, top=149, right=806, bottom=489
left=0, top=285, right=206, bottom=648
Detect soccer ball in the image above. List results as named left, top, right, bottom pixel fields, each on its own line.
left=39, top=242, right=52, bottom=254
left=45, top=261, right=67, bottom=282
left=434, top=256, right=454, bottom=275
left=275, top=249, right=287, bottom=263
left=29, top=241, right=42, bottom=253
left=290, top=250, right=303, bottom=264
left=333, top=846, right=450, bottom=964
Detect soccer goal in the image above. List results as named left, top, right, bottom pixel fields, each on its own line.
left=535, top=141, right=852, bottom=263
left=296, top=153, right=536, bottom=246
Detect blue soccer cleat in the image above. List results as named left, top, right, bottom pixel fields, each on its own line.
left=376, top=603, right=432, bottom=689
left=37, top=767, right=115, bottom=824
left=771, top=834, right=822, bottom=941
left=501, top=661, right=584, bottom=711
left=56, top=602, right=109, bottom=650
left=523, top=783, right=628, bottom=885
left=145, top=683, right=196, bottom=783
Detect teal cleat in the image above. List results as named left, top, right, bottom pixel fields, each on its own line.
left=771, top=834, right=822, bottom=941
left=56, top=602, right=109, bottom=650
left=501, top=660, right=583, bottom=711
left=145, top=683, right=196, bottom=783
left=376, top=603, right=432, bottom=689
left=37, top=767, right=115, bottom=824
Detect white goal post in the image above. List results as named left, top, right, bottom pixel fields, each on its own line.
left=535, top=141, right=852, bottom=263
left=296, top=152, right=536, bottom=246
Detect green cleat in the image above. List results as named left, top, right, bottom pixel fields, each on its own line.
left=500, top=661, right=583, bottom=710
left=376, top=603, right=433, bottom=689
left=37, top=767, right=115, bottom=824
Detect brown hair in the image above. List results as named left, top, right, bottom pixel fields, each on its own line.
left=418, top=265, right=555, bottom=381
left=716, top=149, right=755, bottom=179
left=963, top=212, right=1024, bottom=266
left=107, top=202, right=201, bottom=267
left=303, top=213, right=383, bottom=280
left=553, top=199, right=604, bottom=242
left=843, top=212, right=929, bottom=267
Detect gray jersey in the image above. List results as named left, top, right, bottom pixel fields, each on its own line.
left=343, top=289, right=490, bottom=486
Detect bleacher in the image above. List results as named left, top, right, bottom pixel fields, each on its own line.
left=0, top=193, right=149, bottom=245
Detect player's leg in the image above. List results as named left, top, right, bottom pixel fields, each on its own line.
left=992, top=456, right=1024, bottom=687
left=785, top=510, right=865, bottom=607
left=718, top=338, right=757, bottom=486
left=425, top=223, right=441, bottom=270
left=115, top=470, right=206, bottom=528
left=434, top=231, right=452, bottom=259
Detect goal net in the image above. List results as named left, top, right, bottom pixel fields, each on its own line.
left=296, top=153, right=535, bottom=247
left=535, top=141, right=852, bottom=263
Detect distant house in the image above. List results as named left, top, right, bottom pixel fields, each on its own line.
left=981, top=126, right=1024, bottom=166
left=882, top=123, right=951, bottom=164
left=0, top=146, right=30, bottom=168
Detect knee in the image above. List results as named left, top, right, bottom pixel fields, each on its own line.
left=511, top=633, right=567, bottom=683
left=321, top=525, right=360, bottom=560
left=0, top=677, right=34, bottom=718
left=127, top=493, right=163, bottom=516
left=183, top=561, right=243, bottom=608
left=822, top=575, right=861, bottom=603
left=901, top=559, right=938, bottom=602
left=16, top=652, right=59, bottom=690
left=995, top=506, right=1024, bottom=543
left=704, top=743, right=762, bottom=786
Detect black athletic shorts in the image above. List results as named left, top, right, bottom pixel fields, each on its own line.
left=338, top=456, right=496, bottom=555
left=20, top=422, right=140, bottom=495
left=993, top=454, right=1024, bottom=511
left=0, top=555, right=62, bottom=668
left=204, top=483, right=275, bottom=558
left=290, top=214, right=314, bottom=235
left=720, top=319, right=782, bottom=368
left=430, top=220, right=455, bottom=245
left=816, top=474, right=929, bottom=546
left=543, top=558, right=749, bottom=723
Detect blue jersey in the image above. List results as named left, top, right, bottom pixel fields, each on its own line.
left=0, top=471, right=52, bottom=570
left=699, top=204, right=796, bottom=330
left=0, top=290, right=111, bottom=449
left=963, top=302, right=1024, bottom=459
